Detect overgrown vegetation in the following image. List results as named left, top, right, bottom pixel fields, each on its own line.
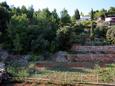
left=0, top=2, right=115, bottom=55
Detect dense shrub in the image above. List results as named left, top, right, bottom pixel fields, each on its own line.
left=95, top=26, right=108, bottom=38
left=106, top=26, right=115, bottom=44
left=56, top=26, right=77, bottom=50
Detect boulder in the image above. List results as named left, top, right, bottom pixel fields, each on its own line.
left=53, top=51, right=68, bottom=62
left=0, top=50, right=8, bottom=62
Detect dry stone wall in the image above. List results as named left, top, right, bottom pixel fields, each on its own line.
left=71, top=45, right=115, bottom=53
left=68, top=45, right=115, bottom=62
left=67, top=54, right=115, bottom=62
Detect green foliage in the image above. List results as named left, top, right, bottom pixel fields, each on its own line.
left=94, top=9, right=107, bottom=19
left=0, top=2, right=10, bottom=43
left=2, top=6, right=59, bottom=54
left=108, top=7, right=115, bottom=16
left=80, top=20, right=92, bottom=27
left=94, top=26, right=108, bottom=38
left=12, top=34, right=22, bottom=54
left=31, top=35, right=49, bottom=53
left=56, top=26, right=76, bottom=50
left=21, top=5, right=28, bottom=14
left=27, top=5, right=34, bottom=24
left=91, top=9, right=94, bottom=20
left=17, top=69, right=29, bottom=77
left=3, top=14, right=28, bottom=53
left=0, top=1, right=114, bottom=56
left=0, top=1, right=9, bottom=9
left=7, top=67, right=29, bottom=78
left=11, top=14, right=28, bottom=28
left=106, top=26, right=115, bottom=44
left=73, top=9, right=80, bottom=20
left=60, top=8, right=71, bottom=25
left=94, top=64, right=115, bottom=83
left=97, top=67, right=115, bottom=82
left=28, top=55, right=44, bottom=62
left=51, top=9, right=60, bottom=24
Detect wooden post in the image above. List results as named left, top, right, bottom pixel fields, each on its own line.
left=80, top=74, right=82, bottom=83
left=65, top=72, right=67, bottom=83
left=97, top=74, right=98, bottom=84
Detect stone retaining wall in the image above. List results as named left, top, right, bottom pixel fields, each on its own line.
left=67, top=54, right=115, bottom=62
left=68, top=45, right=115, bottom=62
left=71, top=45, right=115, bottom=53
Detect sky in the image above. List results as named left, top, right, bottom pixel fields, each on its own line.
left=0, top=0, right=115, bottom=15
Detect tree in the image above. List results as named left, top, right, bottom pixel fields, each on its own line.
left=13, top=33, right=22, bottom=54
left=51, top=9, right=60, bottom=24
left=94, top=9, right=107, bottom=19
left=27, top=5, right=34, bottom=24
left=35, top=8, right=51, bottom=25
left=16, top=7, right=21, bottom=15
left=0, top=1, right=9, bottom=9
left=0, top=3, right=10, bottom=33
left=5, top=8, right=59, bottom=54
left=0, top=2, right=10, bottom=43
left=90, top=9, right=94, bottom=40
left=94, top=26, right=108, bottom=38
left=11, top=14, right=28, bottom=28
left=72, top=9, right=80, bottom=22
left=108, top=7, right=115, bottom=16
left=21, top=5, right=27, bottom=14
left=56, top=26, right=74, bottom=50
left=3, top=14, right=29, bottom=53
left=60, top=8, right=71, bottom=25
left=80, top=12, right=84, bottom=16
left=106, top=26, right=115, bottom=44
left=74, top=9, right=80, bottom=20
left=91, top=8, right=94, bottom=20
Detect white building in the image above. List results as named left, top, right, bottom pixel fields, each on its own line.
left=105, top=17, right=115, bottom=25
left=80, top=16, right=91, bottom=21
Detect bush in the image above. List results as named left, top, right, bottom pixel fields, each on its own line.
left=99, top=68, right=114, bottom=82
left=95, top=26, right=108, bottom=38
left=96, top=64, right=115, bottom=83
left=80, top=20, right=92, bottom=27
left=106, top=26, right=115, bottom=44
left=56, top=26, right=76, bottom=50
left=28, top=54, right=44, bottom=62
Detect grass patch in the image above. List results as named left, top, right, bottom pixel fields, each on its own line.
left=6, top=62, right=115, bottom=84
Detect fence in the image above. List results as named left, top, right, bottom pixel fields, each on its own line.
left=12, top=73, right=115, bottom=86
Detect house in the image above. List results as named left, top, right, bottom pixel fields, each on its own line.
left=80, top=16, right=91, bottom=21
left=105, top=16, right=115, bottom=25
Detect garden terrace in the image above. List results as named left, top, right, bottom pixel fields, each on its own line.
left=71, top=45, right=115, bottom=53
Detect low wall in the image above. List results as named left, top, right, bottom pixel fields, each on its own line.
left=68, top=45, right=115, bottom=63
left=67, top=54, right=115, bottom=62
left=71, top=45, right=115, bottom=53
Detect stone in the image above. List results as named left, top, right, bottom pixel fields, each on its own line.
left=53, top=51, right=68, bottom=62
left=0, top=50, right=8, bottom=62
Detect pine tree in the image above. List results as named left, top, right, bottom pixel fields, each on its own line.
left=74, top=9, right=80, bottom=20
